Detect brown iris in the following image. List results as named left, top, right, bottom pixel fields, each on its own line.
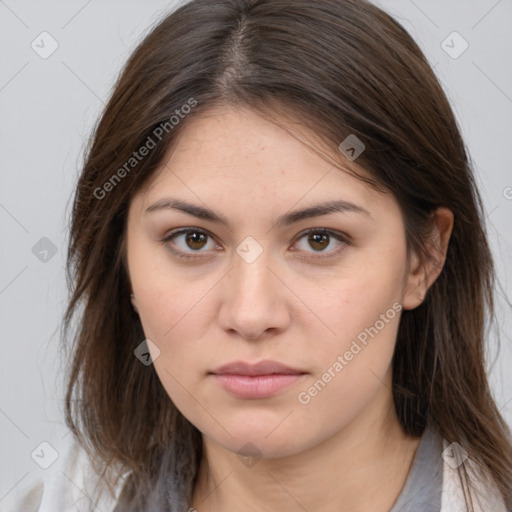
left=185, top=231, right=208, bottom=250
left=308, top=232, right=329, bottom=251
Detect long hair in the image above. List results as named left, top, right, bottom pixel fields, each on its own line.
left=62, top=0, right=512, bottom=510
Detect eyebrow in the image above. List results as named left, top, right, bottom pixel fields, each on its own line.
left=145, top=197, right=371, bottom=228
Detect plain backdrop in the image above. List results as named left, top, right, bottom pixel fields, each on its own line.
left=1, top=0, right=511, bottom=502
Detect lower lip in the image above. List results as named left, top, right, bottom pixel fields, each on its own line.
left=212, top=373, right=305, bottom=399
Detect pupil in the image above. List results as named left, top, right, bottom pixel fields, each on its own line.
left=309, top=233, right=328, bottom=251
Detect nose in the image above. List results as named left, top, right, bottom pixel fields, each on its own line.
left=217, top=249, right=291, bottom=341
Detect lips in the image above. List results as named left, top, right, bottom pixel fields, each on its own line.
left=209, top=360, right=307, bottom=399
left=210, top=360, right=306, bottom=377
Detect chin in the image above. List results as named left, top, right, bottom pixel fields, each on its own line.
left=203, top=420, right=311, bottom=460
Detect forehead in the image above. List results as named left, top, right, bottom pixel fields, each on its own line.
left=133, top=106, right=389, bottom=218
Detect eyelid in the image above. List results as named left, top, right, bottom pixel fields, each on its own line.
left=160, top=226, right=351, bottom=260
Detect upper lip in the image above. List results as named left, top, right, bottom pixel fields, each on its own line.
left=210, top=360, right=306, bottom=376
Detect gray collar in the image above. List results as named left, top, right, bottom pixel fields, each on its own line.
left=389, top=425, right=443, bottom=512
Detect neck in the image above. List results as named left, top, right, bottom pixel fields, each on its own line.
left=190, top=385, right=421, bottom=512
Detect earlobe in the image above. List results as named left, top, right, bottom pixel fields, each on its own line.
left=402, top=249, right=426, bottom=310
left=402, top=207, right=454, bottom=311
left=130, top=292, right=139, bottom=313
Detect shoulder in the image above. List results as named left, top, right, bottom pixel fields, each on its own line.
left=440, top=438, right=509, bottom=512
left=0, top=435, right=125, bottom=512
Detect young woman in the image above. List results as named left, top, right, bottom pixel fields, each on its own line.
left=9, top=0, right=512, bottom=511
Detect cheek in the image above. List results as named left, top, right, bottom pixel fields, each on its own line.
left=305, top=279, right=402, bottom=384
left=294, top=278, right=402, bottom=434
left=296, top=250, right=405, bottom=405
left=129, top=239, right=210, bottom=338
left=134, top=269, right=215, bottom=418
left=135, top=274, right=215, bottom=365
left=128, top=241, right=220, bottom=406
left=317, top=252, right=406, bottom=354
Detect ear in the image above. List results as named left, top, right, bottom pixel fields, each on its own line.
left=402, top=207, right=454, bottom=310
left=130, top=292, right=139, bottom=313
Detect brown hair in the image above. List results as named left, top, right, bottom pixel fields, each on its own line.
left=63, top=0, right=512, bottom=510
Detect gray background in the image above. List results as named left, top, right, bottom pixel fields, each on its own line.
left=1, top=0, right=511, bottom=504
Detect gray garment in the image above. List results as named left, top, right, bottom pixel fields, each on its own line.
left=114, top=426, right=445, bottom=512
left=389, top=426, right=443, bottom=512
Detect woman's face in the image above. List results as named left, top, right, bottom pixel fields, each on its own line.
left=126, top=106, right=422, bottom=458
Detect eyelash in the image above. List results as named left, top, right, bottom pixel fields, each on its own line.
left=161, top=227, right=351, bottom=261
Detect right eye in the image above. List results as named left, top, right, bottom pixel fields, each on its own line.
left=161, top=227, right=222, bottom=259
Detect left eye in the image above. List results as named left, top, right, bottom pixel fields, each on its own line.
left=292, top=229, right=348, bottom=256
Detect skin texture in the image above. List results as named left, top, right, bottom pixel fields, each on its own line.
left=126, top=106, right=453, bottom=512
